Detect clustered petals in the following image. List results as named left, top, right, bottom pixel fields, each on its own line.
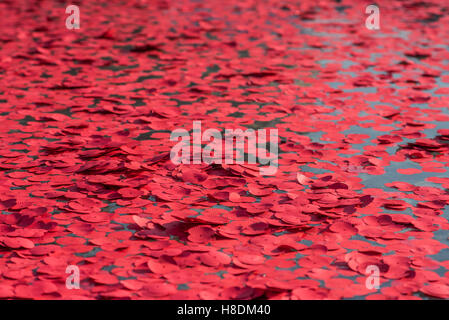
left=0, top=0, right=448, bottom=300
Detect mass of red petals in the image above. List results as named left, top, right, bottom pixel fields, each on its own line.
left=0, top=0, right=449, bottom=300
